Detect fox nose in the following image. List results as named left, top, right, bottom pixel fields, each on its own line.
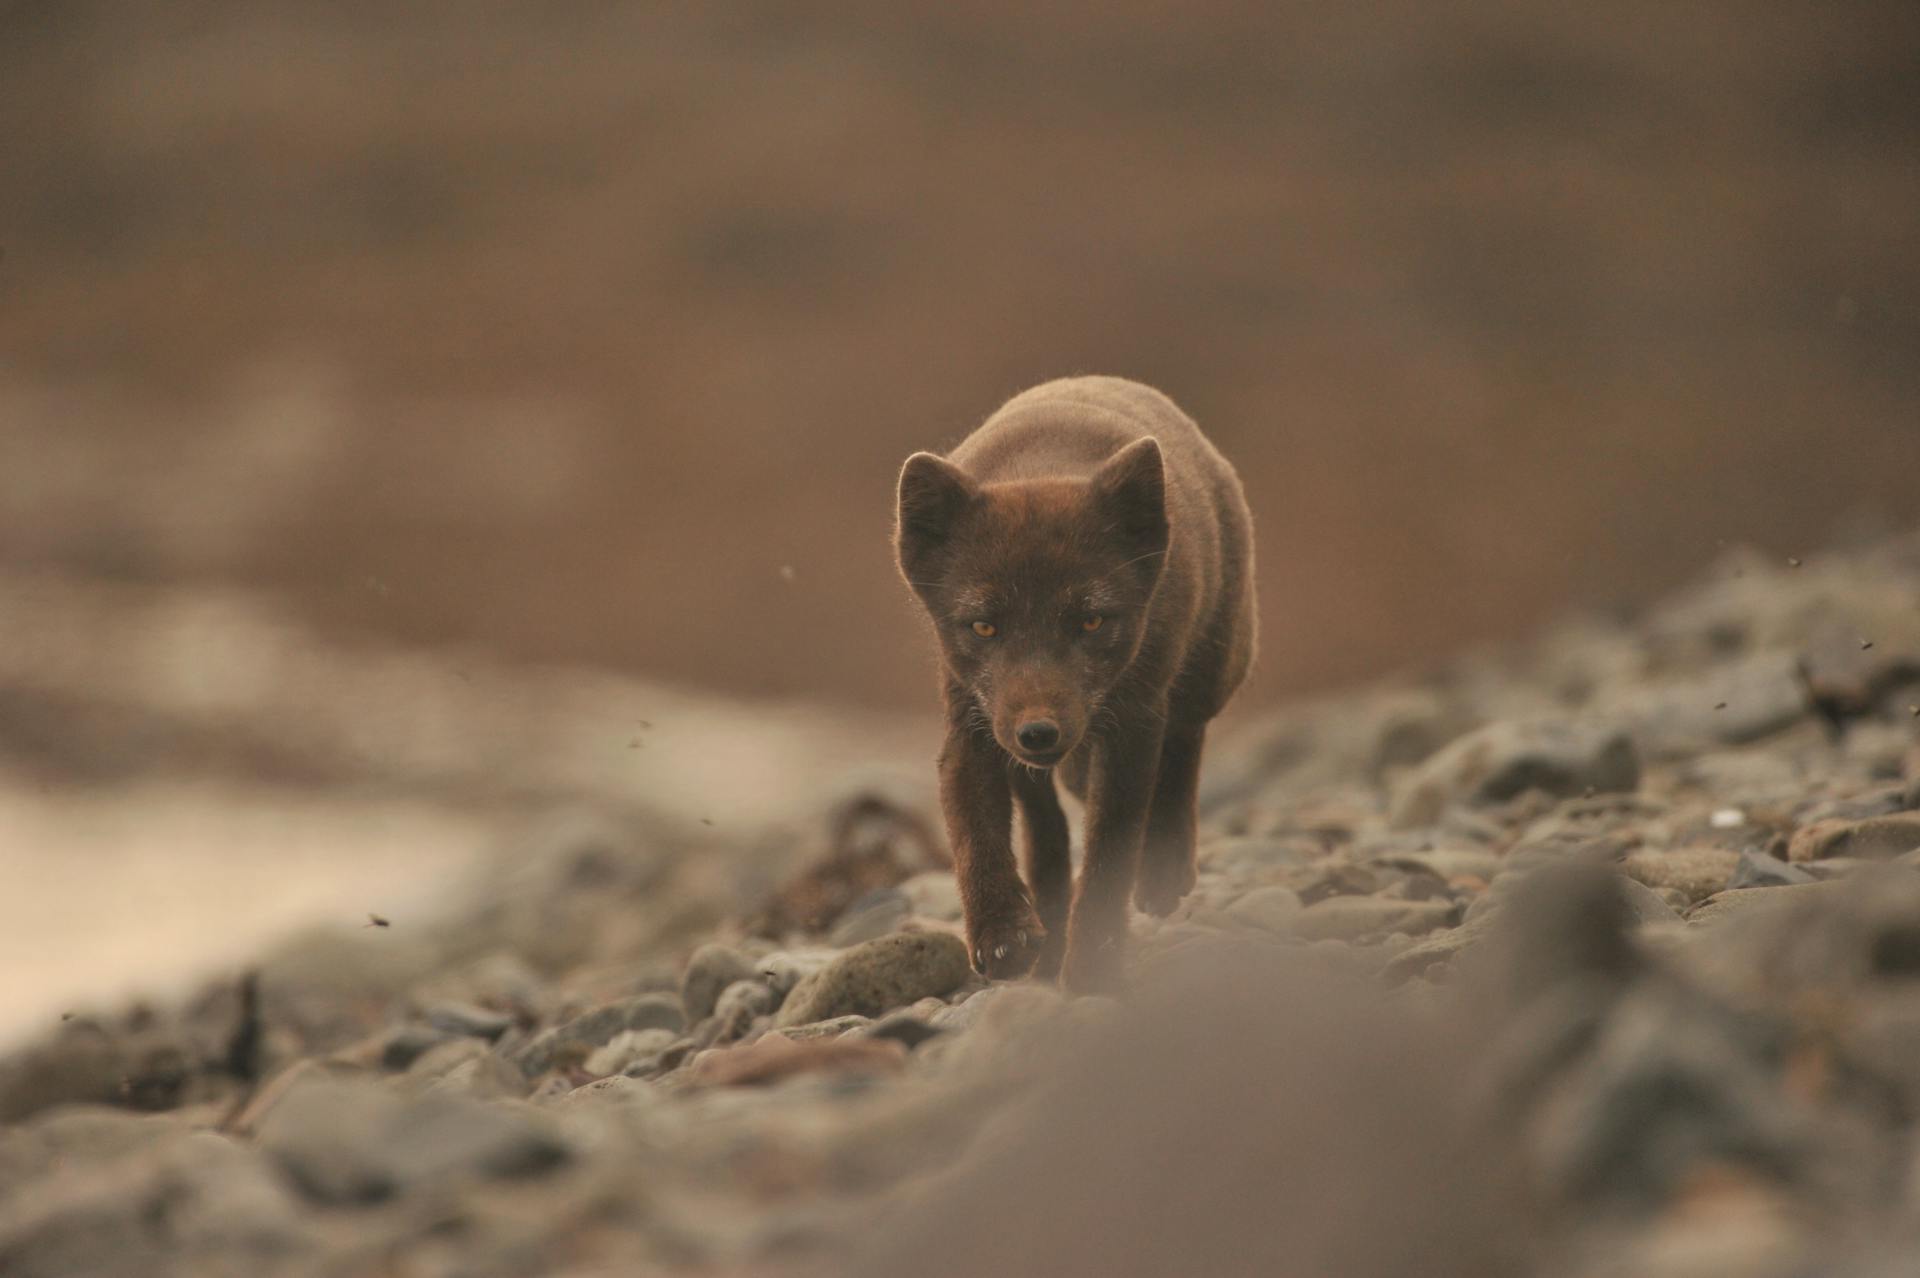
left=1015, top=720, right=1061, bottom=753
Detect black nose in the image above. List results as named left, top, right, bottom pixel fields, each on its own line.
left=1015, top=720, right=1061, bottom=753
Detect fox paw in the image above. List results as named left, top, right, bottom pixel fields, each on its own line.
left=1059, top=933, right=1125, bottom=994
left=968, top=910, right=1047, bottom=980
left=1133, top=858, right=1197, bottom=917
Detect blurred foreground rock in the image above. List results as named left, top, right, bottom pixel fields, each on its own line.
left=4, top=531, right=1920, bottom=1276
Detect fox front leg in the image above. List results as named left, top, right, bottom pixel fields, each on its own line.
left=1060, top=708, right=1165, bottom=992
left=939, top=695, right=1046, bottom=979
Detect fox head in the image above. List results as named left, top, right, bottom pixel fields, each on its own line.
left=895, top=437, right=1169, bottom=766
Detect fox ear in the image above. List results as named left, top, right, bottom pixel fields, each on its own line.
left=896, top=452, right=978, bottom=581
left=1093, top=437, right=1168, bottom=559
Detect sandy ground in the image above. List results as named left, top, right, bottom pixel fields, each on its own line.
left=0, top=779, right=480, bottom=1050
left=0, top=570, right=940, bottom=1054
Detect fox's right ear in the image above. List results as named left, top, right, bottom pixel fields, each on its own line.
left=895, top=452, right=978, bottom=583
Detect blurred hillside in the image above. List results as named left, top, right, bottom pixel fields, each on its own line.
left=3, top=1, right=1917, bottom=705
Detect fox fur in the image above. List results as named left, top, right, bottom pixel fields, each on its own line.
left=894, top=376, right=1256, bottom=989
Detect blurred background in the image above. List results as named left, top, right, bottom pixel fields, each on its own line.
left=5, top=0, right=1918, bottom=705
left=2, top=1, right=1917, bottom=1039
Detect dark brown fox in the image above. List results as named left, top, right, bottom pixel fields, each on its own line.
left=894, top=376, right=1256, bottom=990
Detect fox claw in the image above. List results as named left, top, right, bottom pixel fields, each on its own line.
left=970, top=913, right=1046, bottom=980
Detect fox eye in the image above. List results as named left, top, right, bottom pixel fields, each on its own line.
left=970, top=620, right=997, bottom=638
left=1080, top=614, right=1105, bottom=633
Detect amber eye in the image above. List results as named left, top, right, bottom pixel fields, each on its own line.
left=1081, top=614, right=1104, bottom=632
left=971, top=620, right=997, bottom=638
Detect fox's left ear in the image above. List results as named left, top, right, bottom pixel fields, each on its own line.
left=896, top=452, right=979, bottom=585
left=1092, top=437, right=1168, bottom=559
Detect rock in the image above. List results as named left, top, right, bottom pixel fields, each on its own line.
left=0, top=1106, right=189, bottom=1192
left=681, top=944, right=757, bottom=1023
left=1686, top=882, right=1842, bottom=926
left=377, top=1024, right=456, bottom=1071
left=775, top=1015, right=873, bottom=1041
left=774, top=933, right=971, bottom=1029
left=747, top=789, right=946, bottom=937
left=758, top=950, right=839, bottom=1000
left=1293, top=897, right=1454, bottom=942
left=898, top=871, right=964, bottom=922
left=1222, top=886, right=1304, bottom=934
left=864, top=1012, right=944, bottom=1051
left=583, top=1027, right=680, bottom=1077
left=454, top=953, right=548, bottom=1021
left=1198, top=836, right=1320, bottom=881
left=0, top=1129, right=310, bottom=1278
left=1369, top=847, right=1501, bottom=885
left=1614, top=877, right=1684, bottom=926
left=1381, top=912, right=1498, bottom=984
left=1516, top=985, right=1801, bottom=1210
left=711, top=980, right=778, bottom=1044
left=1615, top=653, right=1810, bottom=759
left=512, top=993, right=686, bottom=1076
left=255, top=1076, right=567, bottom=1205
left=0, top=1026, right=186, bottom=1124
left=688, top=1035, right=907, bottom=1089
left=1786, top=813, right=1920, bottom=863
left=829, top=888, right=912, bottom=946
left=422, top=1052, right=531, bottom=1102
left=1798, top=619, right=1920, bottom=724
left=1729, top=851, right=1815, bottom=889
left=422, top=1001, right=515, bottom=1041
left=1389, top=720, right=1641, bottom=829
left=1365, top=689, right=1479, bottom=778
left=1619, top=846, right=1741, bottom=904
left=402, top=1037, right=489, bottom=1080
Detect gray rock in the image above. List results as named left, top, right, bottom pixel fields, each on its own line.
left=1389, top=720, right=1640, bottom=829
left=583, top=1027, right=680, bottom=1077
left=712, top=979, right=777, bottom=1044
left=422, top=1052, right=531, bottom=1102
left=513, top=993, right=686, bottom=1076
left=1381, top=912, right=1497, bottom=984
left=1293, top=897, right=1455, bottom=942
left=776, top=1015, right=874, bottom=1041
left=1616, top=653, right=1810, bottom=759
left=1516, top=985, right=1803, bottom=1211
left=1222, top=886, right=1305, bottom=934
left=256, top=1076, right=567, bottom=1205
left=1620, top=846, right=1741, bottom=904
left=898, top=872, right=964, bottom=922
left=0, top=1129, right=309, bottom=1278
left=1687, top=882, right=1843, bottom=926
left=865, top=1012, right=945, bottom=1051
left=774, top=932, right=971, bottom=1028
left=1614, top=876, right=1684, bottom=926
left=1199, top=836, right=1319, bottom=880
left=402, top=1037, right=489, bottom=1080
left=1787, top=814, right=1920, bottom=864
left=1730, top=851, right=1815, bottom=889
left=423, top=1001, right=515, bottom=1041
left=681, top=943, right=756, bottom=1023
left=1369, top=846, right=1501, bottom=883
left=758, top=950, right=838, bottom=1000
left=0, top=1106, right=190, bottom=1194
left=829, top=888, right=913, bottom=946
left=378, top=1024, right=456, bottom=1071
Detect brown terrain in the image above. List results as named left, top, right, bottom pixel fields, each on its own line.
left=0, top=531, right=1917, bottom=1276
left=4, top=5, right=1920, bottom=1275
left=3, top=1, right=1917, bottom=709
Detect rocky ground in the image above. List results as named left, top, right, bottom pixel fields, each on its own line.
left=5, top=531, right=1920, bottom=1277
